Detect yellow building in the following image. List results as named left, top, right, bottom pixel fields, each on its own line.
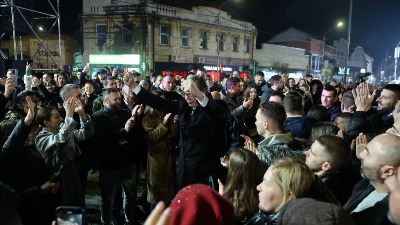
left=82, top=0, right=256, bottom=77
left=1, top=34, right=79, bottom=71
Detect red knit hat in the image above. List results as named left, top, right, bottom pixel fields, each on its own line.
left=169, top=184, right=235, bottom=225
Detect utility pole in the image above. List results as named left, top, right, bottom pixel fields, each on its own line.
left=344, top=0, right=353, bottom=84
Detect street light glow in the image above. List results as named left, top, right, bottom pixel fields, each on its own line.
left=337, top=22, right=343, bottom=27
left=38, top=26, right=44, bottom=31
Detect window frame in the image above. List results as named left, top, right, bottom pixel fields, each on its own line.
left=122, top=23, right=133, bottom=44
left=181, top=27, right=190, bottom=48
left=232, top=36, right=239, bottom=52
left=200, top=30, right=208, bottom=49
left=160, top=24, right=170, bottom=46
left=244, top=38, right=250, bottom=53
left=96, top=24, right=107, bottom=45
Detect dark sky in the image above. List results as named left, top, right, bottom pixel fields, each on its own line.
left=228, top=0, right=400, bottom=67
left=41, top=0, right=400, bottom=69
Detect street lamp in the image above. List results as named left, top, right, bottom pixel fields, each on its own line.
left=216, top=0, right=238, bottom=70
left=323, top=22, right=343, bottom=60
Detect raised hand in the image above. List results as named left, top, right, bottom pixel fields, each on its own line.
left=240, top=134, right=258, bottom=154
left=4, top=78, right=16, bottom=99
left=24, top=96, right=36, bottom=125
left=143, top=201, right=171, bottom=225
left=243, top=98, right=254, bottom=109
left=352, top=83, right=376, bottom=112
left=217, top=179, right=224, bottom=195
left=220, top=155, right=229, bottom=168
left=163, top=113, right=172, bottom=126
left=83, top=63, right=90, bottom=73
left=355, top=133, right=368, bottom=159
left=124, top=117, right=136, bottom=132
left=63, top=97, right=76, bottom=117
left=182, top=79, right=204, bottom=100
left=32, top=76, right=41, bottom=87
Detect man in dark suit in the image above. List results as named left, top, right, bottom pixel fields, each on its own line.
left=131, top=76, right=230, bottom=190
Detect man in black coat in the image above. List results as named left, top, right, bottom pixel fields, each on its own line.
left=92, top=89, right=145, bottom=225
left=131, top=76, right=230, bottom=190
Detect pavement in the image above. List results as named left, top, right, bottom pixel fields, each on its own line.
left=85, top=195, right=148, bottom=225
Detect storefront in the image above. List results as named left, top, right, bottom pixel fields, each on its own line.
left=88, top=54, right=142, bottom=74
left=154, top=62, right=249, bottom=82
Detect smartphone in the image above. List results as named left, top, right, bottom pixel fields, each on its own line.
left=8, top=69, right=18, bottom=86
left=56, top=206, right=85, bottom=225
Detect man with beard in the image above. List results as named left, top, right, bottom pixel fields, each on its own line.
left=343, top=133, right=400, bottom=225
left=346, top=83, right=400, bottom=141
left=92, top=89, right=145, bottom=225
left=260, top=75, right=284, bottom=103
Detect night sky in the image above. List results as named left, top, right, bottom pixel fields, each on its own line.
left=36, top=0, right=400, bottom=69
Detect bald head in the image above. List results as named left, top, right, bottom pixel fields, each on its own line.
left=369, top=134, right=400, bottom=166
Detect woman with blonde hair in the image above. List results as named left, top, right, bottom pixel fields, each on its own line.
left=245, top=158, right=338, bottom=225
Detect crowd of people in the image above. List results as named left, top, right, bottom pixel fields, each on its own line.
left=1, top=65, right=400, bottom=225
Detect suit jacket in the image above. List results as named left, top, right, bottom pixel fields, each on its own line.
left=136, top=89, right=230, bottom=189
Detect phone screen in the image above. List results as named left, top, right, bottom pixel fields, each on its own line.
left=56, top=207, right=84, bottom=225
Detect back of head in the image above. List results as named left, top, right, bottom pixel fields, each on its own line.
left=341, top=91, right=355, bottom=111
left=316, top=135, right=351, bottom=170
left=169, top=184, right=235, bottom=225
left=310, top=122, right=339, bottom=143
left=224, top=148, right=265, bottom=221
left=284, top=91, right=303, bottom=115
left=307, top=105, right=330, bottom=122
left=259, top=101, right=287, bottom=129
left=190, top=76, right=207, bottom=92
left=277, top=198, right=354, bottom=225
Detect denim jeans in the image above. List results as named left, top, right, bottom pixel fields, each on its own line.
left=99, top=165, right=137, bottom=225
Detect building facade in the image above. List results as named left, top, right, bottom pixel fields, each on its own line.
left=256, top=43, right=309, bottom=81
left=81, top=0, right=256, bottom=79
left=1, top=34, right=79, bottom=71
